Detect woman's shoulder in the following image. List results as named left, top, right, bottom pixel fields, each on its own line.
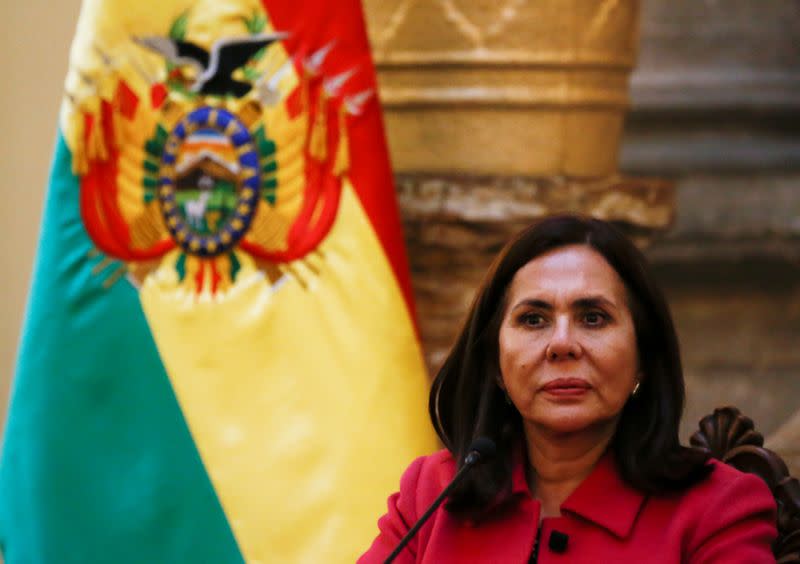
left=358, top=449, right=459, bottom=562
left=676, top=460, right=777, bottom=562
left=661, top=458, right=776, bottom=514
left=377, top=449, right=458, bottom=542
left=684, top=458, right=774, bottom=501
left=656, top=458, right=777, bottom=558
left=399, top=448, right=457, bottom=500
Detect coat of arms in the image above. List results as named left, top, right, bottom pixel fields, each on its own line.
left=68, top=8, right=372, bottom=293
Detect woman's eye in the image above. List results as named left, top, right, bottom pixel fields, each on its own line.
left=583, top=311, right=607, bottom=326
left=520, top=313, right=545, bottom=327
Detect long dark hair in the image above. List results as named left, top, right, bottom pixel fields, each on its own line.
left=429, top=214, right=712, bottom=518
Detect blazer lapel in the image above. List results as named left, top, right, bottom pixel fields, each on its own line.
left=559, top=453, right=646, bottom=539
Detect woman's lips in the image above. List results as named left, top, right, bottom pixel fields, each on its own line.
left=541, top=378, right=591, bottom=396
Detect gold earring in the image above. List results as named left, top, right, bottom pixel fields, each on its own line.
left=632, top=381, right=641, bottom=397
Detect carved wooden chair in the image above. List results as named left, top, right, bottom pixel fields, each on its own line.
left=691, top=406, right=800, bottom=563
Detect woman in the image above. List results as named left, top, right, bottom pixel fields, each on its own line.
left=360, top=215, right=777, bottom=563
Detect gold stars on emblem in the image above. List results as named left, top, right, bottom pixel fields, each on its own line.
left=206, top=240, right=218, bottom=253
left=206, top=211, right=222, bottom=231
left=242, top=164, right=258, bottom=176
left=225, top=120, right=239, bottom=137
left=231, top=218, right=244, bottom=231
left=176, top=229, right=188, bottom=242
left=241, top=188, right=254, bottom=199
left=237, top=203, right=251, bottom=215
left=220, top=231, right=232, bottom=244
left=189, top=239, right=201, bottom=252
left=168, top=216, right=179, bottom=228
left=237, top=144, right=254, bottom=157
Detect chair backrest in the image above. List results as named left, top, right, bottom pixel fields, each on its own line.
left=690, top=406, right=800, bottom=563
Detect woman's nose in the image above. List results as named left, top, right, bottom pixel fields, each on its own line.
left=545, top=317, right=582, bottom=361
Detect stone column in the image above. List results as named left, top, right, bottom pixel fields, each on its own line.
left=363, top=0, right=673, bottom=371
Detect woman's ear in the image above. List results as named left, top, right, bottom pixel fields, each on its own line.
left=495, top=370, right=506, bottom=391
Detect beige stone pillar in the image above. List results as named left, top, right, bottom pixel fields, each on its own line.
left=363, top=0, right=674, bottom=371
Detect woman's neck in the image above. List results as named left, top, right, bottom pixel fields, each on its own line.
left=523, top=421, right=616, bottom=520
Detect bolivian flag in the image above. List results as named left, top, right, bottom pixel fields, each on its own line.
left=0, top=0, right=438, bottom=562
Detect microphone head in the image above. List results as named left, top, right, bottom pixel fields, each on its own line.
left=464, top=437, right=496, bottom=465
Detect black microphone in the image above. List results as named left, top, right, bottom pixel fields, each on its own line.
left=548, top=530, right=569, bottom=553
left=384, top=438, right=496, bottom=564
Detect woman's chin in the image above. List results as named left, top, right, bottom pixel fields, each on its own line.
left=526, top=405, right=609, bottom=435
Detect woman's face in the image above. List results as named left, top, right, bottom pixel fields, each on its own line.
left=498, top=244, right=639, bottom=436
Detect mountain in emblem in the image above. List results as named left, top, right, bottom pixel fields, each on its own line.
left=176, top=149, right=241, bottom=177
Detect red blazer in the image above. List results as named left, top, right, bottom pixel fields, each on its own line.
left=359, top=449, right=777, bottom=563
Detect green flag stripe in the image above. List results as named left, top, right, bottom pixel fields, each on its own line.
left=0, top=134, right=244, bottom=563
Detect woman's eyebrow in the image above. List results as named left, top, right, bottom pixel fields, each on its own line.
left=511, top=296, right=618, bottom=312
left=572, top=296, right=616, bottom=309
left=511, top=298, right=553, bottom=312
